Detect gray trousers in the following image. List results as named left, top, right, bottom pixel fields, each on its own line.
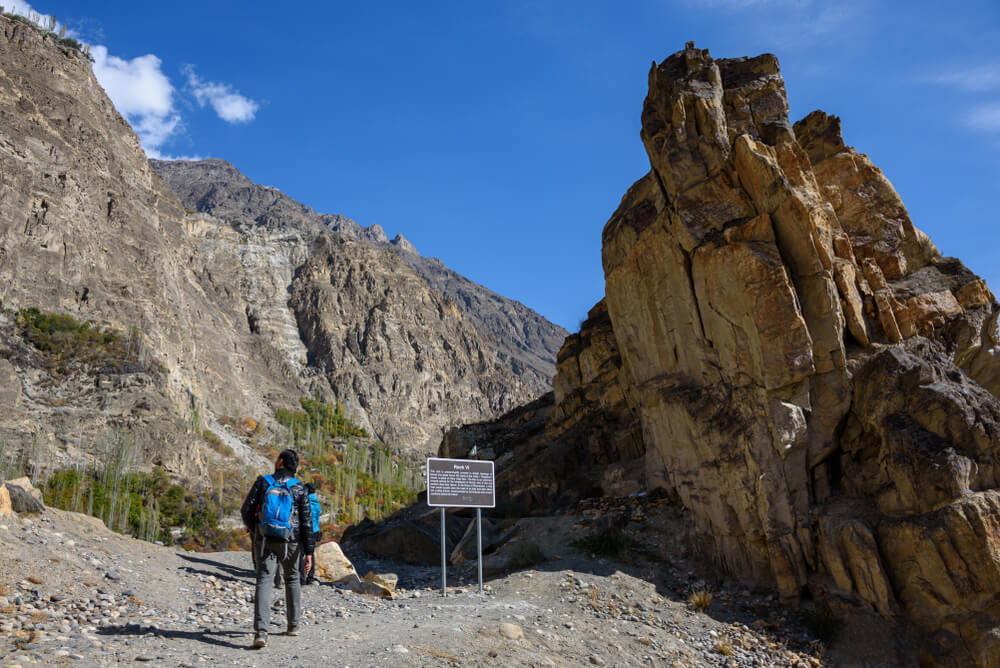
left=254, top=538, right=302, bottom=632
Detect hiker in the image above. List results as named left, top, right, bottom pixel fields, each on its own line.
left=240, top=449, right=315, bottom=648
left=299, top=483, right=322, bottom=585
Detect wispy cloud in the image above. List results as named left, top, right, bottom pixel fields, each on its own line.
left=183, top=66, right=259, bottom=124
left=684, top=0, right=861, bottom=43
left=968, top=103, right=1000, bottom=132
left=927, top=64, right=1000, bottom=92
left=91, top=45, right=183, bottom=156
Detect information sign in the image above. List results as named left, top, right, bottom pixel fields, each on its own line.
left=426, top=457, right=495, bottom=508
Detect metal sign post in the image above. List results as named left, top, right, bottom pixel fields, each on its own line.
left=426, top=457, right=496, bottom=598
left=440, top=507, right=446, bottom=597
left=476, top=508, right=483, bottom=594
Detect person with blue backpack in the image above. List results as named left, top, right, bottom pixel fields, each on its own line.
left=240, top=449, right=315, bottom=649
left=298, top=483, right=322, bottom=585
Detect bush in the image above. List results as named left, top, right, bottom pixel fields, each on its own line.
left=55, top=35, right=81, bottom=50
left=202, top=430, right=234, bottom=458
left=688, top=589, right=713, bottom=612
left=16, top=308, right=152, bottom=375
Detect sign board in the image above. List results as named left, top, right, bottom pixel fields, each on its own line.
left=426, top=458, right=495, bottom=508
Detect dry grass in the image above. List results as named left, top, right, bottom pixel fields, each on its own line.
left=27, top=573, right=45, bottom=584
left=714, top=637, right=734, bottom=656
left=588, top=585, right=600, bottom=608
left=0, top=583, right=8, bottom=596
left=127, top=595, right=143, bottom=606
left=688, top=589, right=713, bottom=612
left=30, top=611, right=48, bottom=622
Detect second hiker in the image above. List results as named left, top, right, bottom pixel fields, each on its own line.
left=240, top=449, right=315, bottom=649
left=299, top=483, right=322, bottom=585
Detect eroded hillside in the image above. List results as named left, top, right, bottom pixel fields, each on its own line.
left=0, top=10, right=549, bottom=481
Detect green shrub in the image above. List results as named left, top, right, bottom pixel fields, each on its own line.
left=202, top=430, right=234, bottom=458
left=55, top=35, right=81, bottom=49
left=16, top=308, right=153, bottom=375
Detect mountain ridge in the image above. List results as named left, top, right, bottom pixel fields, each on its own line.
left=152, top=158, right=568, bottom=395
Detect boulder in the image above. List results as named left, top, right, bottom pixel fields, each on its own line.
left=0, top=483, right=12, bottom=515
left=449, top=516, right=513, bottom=565
left=363, top=571, right=398, bottom=593
left=4, top=478, right=44, bottom=514
left=5, top=477, right=43, bottom=502
left=312, top=541, right=357, bottom=583
left=343, top=503, right=469, bottom=566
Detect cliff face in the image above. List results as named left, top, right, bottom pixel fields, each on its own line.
left=0, top=17, right=307, bottom=475
left=0, top=14, right=545, bottom=476
left=444, top=44, right=1000, bottom=665
left=152, top=159, right=568, bottom=396
left=289, top=234, right=526, bottom=446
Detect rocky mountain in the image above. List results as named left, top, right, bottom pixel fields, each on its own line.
left=0, top=12, right=547, bottom=482
left=151, top=158, right=567, bottom=395
left=441, top=43, right=1000, bottom=666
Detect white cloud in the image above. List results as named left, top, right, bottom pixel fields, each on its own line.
left=968, top=103, right=1000, bottom=132
left=91, top=45, right=182, bottom=155
left=183, top=66, right=259, bottom=124
left=928, top=65, right=1000, bottom=92
left=4, top=0, right=51, bottom=26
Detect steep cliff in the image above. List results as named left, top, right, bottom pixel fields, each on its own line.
left=288, top=233, right=527, bottom=446
left=0, top=16, right=306, bottom=476
left=0, top=12, right=545, bottom=478
left=444, top=44, right=1000, bottom=665
left=152, top=158, right=567, bottom=396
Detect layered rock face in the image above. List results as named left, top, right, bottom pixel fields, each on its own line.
left=289, top=234, right=526, bottom=446
left=446, top=44, right=1000, bottom=664
left=0, top=14, right=546, bottom=474
left=152, top=159, right=567, bottom=396
left=0, top=18, right=307, bottom=475
left=441, top=299, right=646, bottom=510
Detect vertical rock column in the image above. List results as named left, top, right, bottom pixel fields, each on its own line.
left=602, top=45, right=854, bottom=600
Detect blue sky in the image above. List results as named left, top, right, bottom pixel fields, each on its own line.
left=10, top=0, right=1000, bottom=331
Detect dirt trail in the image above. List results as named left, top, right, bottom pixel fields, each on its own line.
left=0, top=503, right=870, bottom=667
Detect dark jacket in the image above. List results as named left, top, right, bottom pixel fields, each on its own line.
left=240, top=468, right=315, bottom=555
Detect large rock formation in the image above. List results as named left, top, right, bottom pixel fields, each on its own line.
left=444, top=44, right=1000, bottom=665
left=152, top=158, right=567, bottom=397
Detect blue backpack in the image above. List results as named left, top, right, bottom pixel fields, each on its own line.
left=258, top=474, right=300, bottom=541
left=308, top=491, right=321, bottom=534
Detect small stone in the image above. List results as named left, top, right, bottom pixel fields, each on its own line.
left=135, top=655, right=156, bottom=662
left=499, top=622, right=524, bottom=640
left=589, top=656, right=606, bottom=666
left=105, top=571, right=121, bottom=581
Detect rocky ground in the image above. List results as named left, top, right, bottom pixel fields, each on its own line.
left=0, top=497, right=873, bottom=667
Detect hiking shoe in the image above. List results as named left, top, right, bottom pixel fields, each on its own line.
left=287, top=625, right=300, bottom=636
left=253, top=631, right=267, bottom=648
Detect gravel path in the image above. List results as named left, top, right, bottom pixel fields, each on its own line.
left=0, top=506, right=844, bottom=667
